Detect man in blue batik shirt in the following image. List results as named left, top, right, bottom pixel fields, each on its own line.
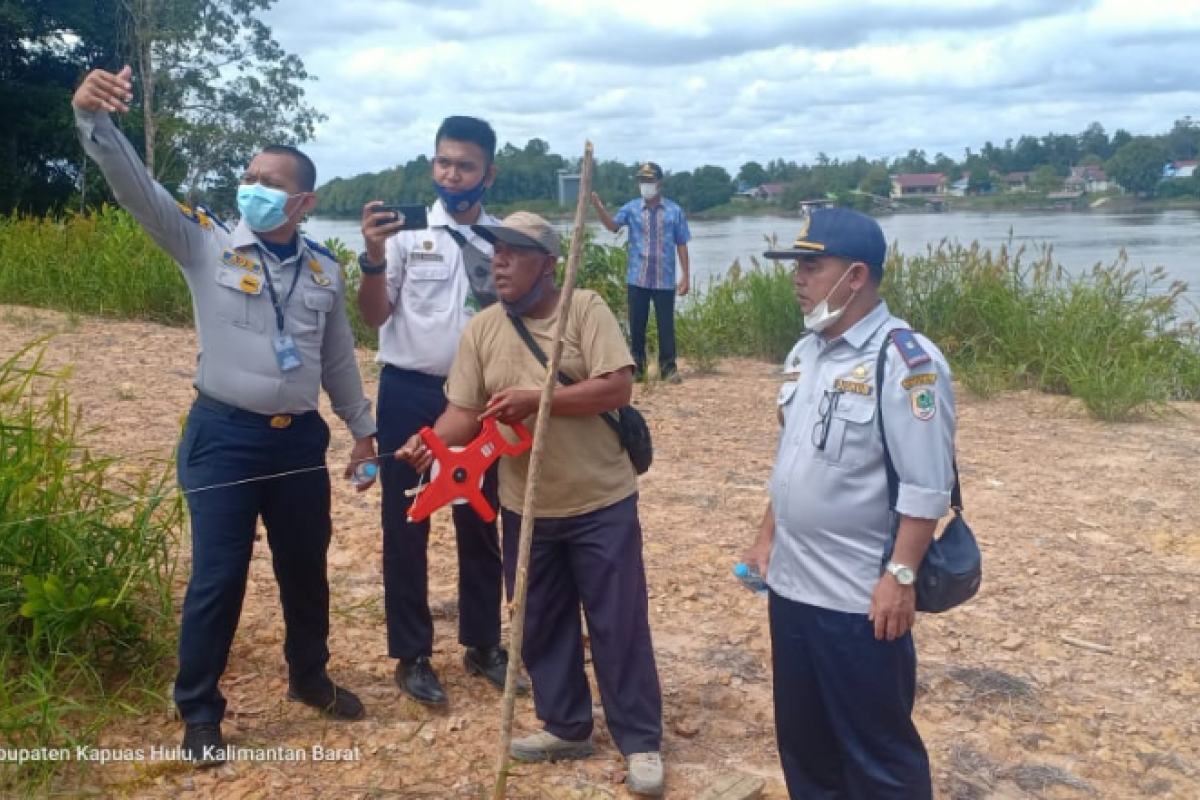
left=591, top=162, right=691, bottom=383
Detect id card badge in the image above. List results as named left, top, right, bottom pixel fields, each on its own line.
left=272, top=334, right=302, bottom=372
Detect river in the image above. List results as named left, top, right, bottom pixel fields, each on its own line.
left=303, top=210, right=1200, bottom=315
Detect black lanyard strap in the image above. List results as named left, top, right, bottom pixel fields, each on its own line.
left=261, top=257, right=303, bottom=334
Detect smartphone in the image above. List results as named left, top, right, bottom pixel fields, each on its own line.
left=372, top=204, right=428, bottom=230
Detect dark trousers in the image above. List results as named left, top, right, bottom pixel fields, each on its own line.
left=627, top=284, right=677, bottom=377
left=768, top=592, right=932, bottom=800
left=501, top=494, right=662, bottom=756
left=376, top=365, right=502, bottom=661
left=174, top=401, right=333, bottom=724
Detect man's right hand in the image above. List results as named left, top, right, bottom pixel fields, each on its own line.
left=395, top=432, right=434, bottom=474
left=72, top=66, right=134, bottom=114
left=742, top=536, right=772, bottom=579
left=360, top=201, right=407, bottom=266
left=589, top=191, right=604, bottom=210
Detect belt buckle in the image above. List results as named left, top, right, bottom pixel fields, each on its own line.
left=270, top=414, right=293, bottom=429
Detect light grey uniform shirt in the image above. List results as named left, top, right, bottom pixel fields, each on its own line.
left=769, top=300, right=956, bottom=614
left=74, top=108, right=375, bottom=441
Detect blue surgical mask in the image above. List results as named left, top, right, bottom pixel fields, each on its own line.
left=435, top=176, right=490, bottom=214
left=237, top=184, right=299, bottom=233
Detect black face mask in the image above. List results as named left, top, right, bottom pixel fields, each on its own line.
left=500, top=275, right=547, bottom=317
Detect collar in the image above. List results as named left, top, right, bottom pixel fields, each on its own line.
left=827, top=299, right=892, bottom=351
left=232, top=221, right=303, bottom=264
left=639, top=197, right=665, bottom=212
left=430, top=200, right=499, bottom=240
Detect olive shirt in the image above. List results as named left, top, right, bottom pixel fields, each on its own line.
left=445, top=290, right=638, bottom=518
left=769, top=300, right=956, bottom=614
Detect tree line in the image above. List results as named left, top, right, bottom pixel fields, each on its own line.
left=316, top=143, right=739, bottom=216
left=6, top=1, right=1200, bottom=218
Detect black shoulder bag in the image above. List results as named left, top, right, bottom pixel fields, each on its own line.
left=508, top=313, right=653, bottom=475
left=443, top=226, right=498, bottom=309
left=877, top=329, right=982, bottom=613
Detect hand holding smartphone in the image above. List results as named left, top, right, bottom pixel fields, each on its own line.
left=371, top=204, right=428, bottom=231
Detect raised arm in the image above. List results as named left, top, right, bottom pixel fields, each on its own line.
left=590, top=192, right=621, bottom=233
left=72, top=66, right=208, bottom=266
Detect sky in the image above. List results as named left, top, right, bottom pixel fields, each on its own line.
left=263, top=0, right=1200, bottom=186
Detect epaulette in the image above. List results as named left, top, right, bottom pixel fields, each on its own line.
left=175, top=201, right=229, bottom=233
left=889, top=329, right=931, bottom=368
left=303, top=236, right=338, bottom=261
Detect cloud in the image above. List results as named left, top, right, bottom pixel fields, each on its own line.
left=258, top=0, right=1200, bottom=183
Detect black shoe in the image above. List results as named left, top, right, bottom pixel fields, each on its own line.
left=464, top=645, right=529, bottom=695
left=395, top=657, right=447, bottom=705
left=287, top=679, right=365, bottom=720
left=181, top=722, right=225, bottom=767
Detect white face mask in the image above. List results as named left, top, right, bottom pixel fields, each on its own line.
left=639, top=183, right=658, bottom=200
left=803, top=265, right=857, bottom=333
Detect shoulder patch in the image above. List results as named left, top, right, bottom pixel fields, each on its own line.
left=303, top=236, right=338, bottom=261
left=890, top=329, right=931, bottom=368
left=176, top=202, right=229, bottom=232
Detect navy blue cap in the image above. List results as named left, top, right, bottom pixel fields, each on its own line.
left=764, top=208, right=887, bottom=269
left=636, top=162, right=664, bottom=181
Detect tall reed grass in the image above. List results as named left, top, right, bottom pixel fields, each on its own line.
left=0, top=342, right=184, bottom=792
left=3, top=209, right=1198, bottom=419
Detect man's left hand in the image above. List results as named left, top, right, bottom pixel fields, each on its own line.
left=678, top=274, right=690, bottom=297
left=868, top=575, right=917, bottom=641
left=344, top=435, right=378, bottom=492
left=480, top=389, right=539, bottom=426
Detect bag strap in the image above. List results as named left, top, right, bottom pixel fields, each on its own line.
left=442, top=225, right=471, bottom=250
left=506, top=312, right=623, bottom=437
left=875, top=327, right=964, bottom=513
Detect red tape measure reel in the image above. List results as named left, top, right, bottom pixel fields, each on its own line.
left=406, top=418, right=533, bottom=523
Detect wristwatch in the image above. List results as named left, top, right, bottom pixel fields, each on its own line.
left=358, top=251, right=386, bottom=276
left=886, top=561, right=916, bottom=586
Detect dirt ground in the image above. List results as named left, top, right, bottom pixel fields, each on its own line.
left=2, top=305, right=1198, bottom=800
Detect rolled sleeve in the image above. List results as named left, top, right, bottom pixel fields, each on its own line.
left=881, top=339, right=956, bottom=521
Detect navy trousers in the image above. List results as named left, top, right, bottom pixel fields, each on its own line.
left=501, top=494, right=662, bottom=756
left=768, top=591, right=932, bottom=800
left=174, top=400, right=333, bottom=724
left=627, top=285, right=677, bottom=377
left=376, top=365, right=502, bottom=661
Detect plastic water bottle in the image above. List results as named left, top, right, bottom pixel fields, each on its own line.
left=349, top=461, right=378, bottom=487
left=734, top=563, right=768, bottom=594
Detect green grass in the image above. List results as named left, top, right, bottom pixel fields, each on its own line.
left=0, top=342, right=184, bottom=793
left=883, top=240, right=1200, bottom=418
left=3, top=208, right=1198, bottom=420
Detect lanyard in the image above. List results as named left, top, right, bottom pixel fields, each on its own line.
left=259, top=253, right=303, bottom=334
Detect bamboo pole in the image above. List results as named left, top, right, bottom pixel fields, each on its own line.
left=492, top=143, right=596, bottom=800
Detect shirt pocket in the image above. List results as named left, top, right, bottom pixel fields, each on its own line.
left=292, top=286, right=336, bottom=341
left=816, top=395, right=877, bottom=467
left=213, top=264, right=266, bottom=333
left=403, top=261, right=453, bottom=313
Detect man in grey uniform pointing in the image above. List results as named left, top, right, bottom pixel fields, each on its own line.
left=744, top=208, right=956, bottom=798
left=73, top=66, right=377, bottom=764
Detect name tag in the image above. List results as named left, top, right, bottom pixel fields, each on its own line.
left=409, top=263, right=451, bottom=282
left=834, top=378, right=873, bottom=396
left=411, top=252, right=445, bottom=263
left=215, top=265, right=264, bottom=295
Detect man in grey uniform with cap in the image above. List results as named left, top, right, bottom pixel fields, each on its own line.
left=744, top=208, right=956, bottom=799
left=73, top=66, right=377, bottom=765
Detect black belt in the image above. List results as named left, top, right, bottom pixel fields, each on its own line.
left=194, top=392, right=316, bottom=429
